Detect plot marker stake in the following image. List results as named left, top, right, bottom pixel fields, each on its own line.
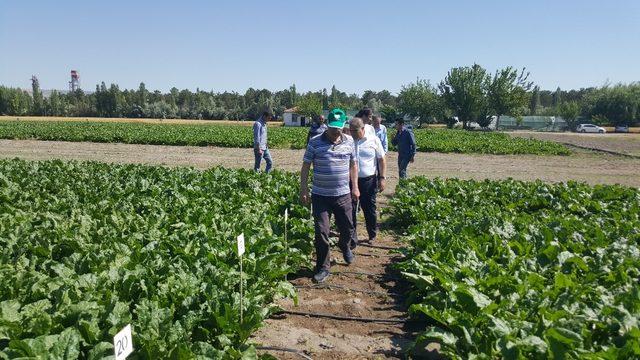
left=237, top=233, right=245, bottom=323
left=284, top=208, right=289, bottom=281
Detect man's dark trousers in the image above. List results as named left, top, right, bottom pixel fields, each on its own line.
left=312, top=194, right=354, bottom=272
left=398, top=156, right=410, bottom=179
left=351, top=175, right=378, bottom=245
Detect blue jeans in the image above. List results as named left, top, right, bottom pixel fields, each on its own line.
left=398, top=156, right=411, bottom=179
left=254, top=148, right=273, bottom=172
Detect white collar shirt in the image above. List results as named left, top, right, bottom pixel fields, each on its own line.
left=355, top=134, right=385, bottom=178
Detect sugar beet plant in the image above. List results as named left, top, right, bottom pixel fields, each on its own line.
left=0, top=159, right=313, bottom=358
left=0, top=120, right=570, bottom=155
left=388, top=178, right=639, bottom=359
left=0, top=120, right=309, bottom=149
left=388, top=128, right=571, bottom=155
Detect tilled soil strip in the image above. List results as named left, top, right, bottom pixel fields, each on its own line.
left=251, top=226, right=439, bottom=359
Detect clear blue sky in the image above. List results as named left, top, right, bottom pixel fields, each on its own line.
left=1, top=0, right=639, bottom=94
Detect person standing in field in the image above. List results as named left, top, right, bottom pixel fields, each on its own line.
left=349, top=117, right=387, bottom=245
left=391, top=118, right=416, bottom=179
left=372, top=115, right=388, bottom=153
left=306, top=115, right=327, bottom=145
left=253, top=111, right=273, bottom=172
left=300, top=108, right=360, bottom=283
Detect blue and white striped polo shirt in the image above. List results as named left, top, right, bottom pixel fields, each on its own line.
left=303, top=133, right=356, bottom=197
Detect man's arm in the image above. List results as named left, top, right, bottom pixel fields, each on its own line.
left=300, top=161, right=311, bottom=204
left=409, top=130, right=417, bottom=161
left=374, top=138, right=387, bottom=191
left=381, top=127, right=388, bottom=152
left=377, top=156, right=387, bottom=192
left=253, top=122, right=261, bottom=152
left=350, top=160, right=359, bottom=200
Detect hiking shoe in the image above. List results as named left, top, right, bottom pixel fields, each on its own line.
left=342, top=248, right=355, bottom=265
left=313, top=270, right=330, bottom=283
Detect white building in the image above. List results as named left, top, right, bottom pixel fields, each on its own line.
left=283, top=107, right=310, bottom=127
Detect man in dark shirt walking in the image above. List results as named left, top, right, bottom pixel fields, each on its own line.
left=391, top=118, right=417, bottom=179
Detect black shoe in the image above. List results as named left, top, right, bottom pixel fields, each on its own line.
left=313, top=270, right=330, bottom=283
left=342, top=249, right=355, bottom=265
left=350, top=240, right=358, bottom=250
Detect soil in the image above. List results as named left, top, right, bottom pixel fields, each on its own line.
left=509, top=131, right=640, bottom=157
left=251, top=226, right=438, bottom=360
left=1, top=140, right=639, bottom=192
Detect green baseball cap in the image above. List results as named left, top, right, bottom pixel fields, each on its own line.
left=327, top=108, right=347, bottom=129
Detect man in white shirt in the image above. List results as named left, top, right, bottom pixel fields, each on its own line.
left=348, top=117, right=387, bottom=245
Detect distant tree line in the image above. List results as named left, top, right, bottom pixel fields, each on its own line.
left=0, top=82, right=372, bottom=122
left=530, top=83, right=640, bottom=127
left=1, top=65, right=638, bottom=128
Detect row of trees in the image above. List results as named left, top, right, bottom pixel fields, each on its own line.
left=377, top=66, right=638, bottom=128
left=1, top=66, right=638, bottom=127
left=552, top=84, right=640, bottom=128
left=0, top=82, right=375, bottom=121
left=388, top=65, right=533, bottom=129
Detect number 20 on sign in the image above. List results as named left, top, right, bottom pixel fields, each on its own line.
left=113, top=324, right=134, bottom=360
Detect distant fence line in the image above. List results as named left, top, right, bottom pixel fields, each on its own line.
left=497, top=116, right=569, bottom=132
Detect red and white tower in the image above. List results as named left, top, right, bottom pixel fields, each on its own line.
left=69, top=70, right=80, bottom=91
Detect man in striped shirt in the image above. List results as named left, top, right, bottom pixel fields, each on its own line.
left=300, top=108, right=360, bottom=283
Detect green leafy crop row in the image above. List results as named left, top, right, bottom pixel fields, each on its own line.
left=0, top=159, right=313, bottom=358
left=389, top=129, right=571, bottom=155
left=0, top=120, right=309, bottom=150
left=388, top=178, right=639, bottom=359
left=0, top=120, right=570, bottom=155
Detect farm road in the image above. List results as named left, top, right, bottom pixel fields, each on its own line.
left=1, top=140, right=639, bottom=192
left=509, top=131, right=640, bottom=157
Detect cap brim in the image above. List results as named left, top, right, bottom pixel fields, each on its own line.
left=327, top=120, right=345, bottom=128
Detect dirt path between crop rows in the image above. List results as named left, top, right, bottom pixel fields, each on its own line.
left=1, top=139, right=639, bottom=191
left=252, top=224, right=435, bottom=360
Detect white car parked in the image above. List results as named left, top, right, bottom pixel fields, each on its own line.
left=576, top=124, right=606, bottom=133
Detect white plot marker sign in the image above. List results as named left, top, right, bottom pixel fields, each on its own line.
left=113, top=324, right=133, bottom=360
left=237, top=233, right=245, bottom=257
